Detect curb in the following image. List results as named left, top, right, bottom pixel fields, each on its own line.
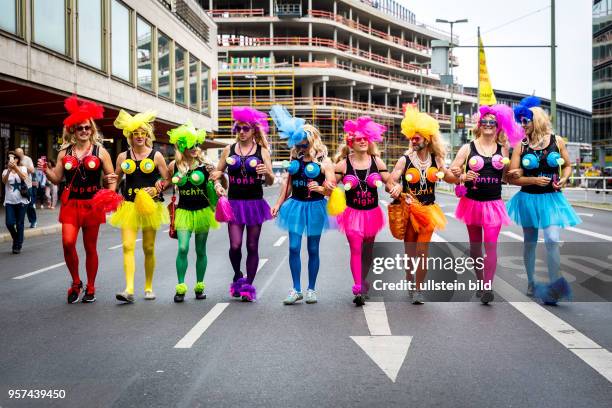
left=0, top=223, right=62, bottom=243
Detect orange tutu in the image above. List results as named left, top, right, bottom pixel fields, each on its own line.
left=408, top=201, right=446, bottom=233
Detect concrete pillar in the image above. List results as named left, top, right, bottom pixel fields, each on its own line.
left=270, top=23, right=274, bottom=39
left=349, top=8, right=352, bottom=20
left=350, top=86, right=354, bottom=102
left=349, top=35, right=353, bottom=49
left=209, top=0, right=212, bottom=10
left=368, top=20, right=372, bottom=34
left=384, top=92, right=388, bottom=106
left=308, top=52, right=312, bottom=62
left=333, top=1, right=337, bottom=15
left=270, top=0, right=274, bottom=17
left=333, top=28, right=337, bottom=44
left=308, top=23, right=312, bottom=46
left=322, top=80, right=327, bottom=103
left=308, top=0, right=312, bottom=12
left=368, top=88, right=372, bottom=105
left=442, top=102, right=445, bottom=116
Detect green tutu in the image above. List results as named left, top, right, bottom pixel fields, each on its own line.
left=110, top=201, right=169, bottom=230
left=175, top=207, right=219, bottom=233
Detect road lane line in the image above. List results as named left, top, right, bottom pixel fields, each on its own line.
left=363, top=302, right=392, bottom=336
left=577, top=213, right=593, bottom=217
left=501, top=231, right=544, bottom=243
left=12, top=262, right=66, bottom=280
left=257, top=258, right=268, bottom=272
left=566, top=227, right=612, bottom=242
left=174, top=303, right=229, bottom=349
left=444, top=212, right=456, bottom=219
left=380, top=200, right=389, bottom=207
left=273, top=236, right=287, bottom=247
left=258, top=253, right=289, bottom=298
left=108, top=238, right=141, bottom=250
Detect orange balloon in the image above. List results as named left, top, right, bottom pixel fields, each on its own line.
left=426, top=167, right=440, bottom=183
left=404, top=167, right=421, bottom=183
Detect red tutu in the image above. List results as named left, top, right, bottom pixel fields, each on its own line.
left=336, top=206, right=385, bottom=238
left=59, top=198, right=106, bottom=227
left=455, top=197, right=510, bottom=227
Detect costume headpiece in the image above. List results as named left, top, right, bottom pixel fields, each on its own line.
left=167, top=121, right=206, bottom=153
left=63, top=95, right=104, bottom=128
left=343, top=116, right=386, bottom=145
left=269, top=105, right=307, bottom=148
left=479, top=104, right=525, bottom=145
left=401, top=105, right=439, bottom=140
left=113, top=110, right=157, bottom=138
left=232, top=106, right=269, bottom=134
left=513, top=96, right=541, bottom=122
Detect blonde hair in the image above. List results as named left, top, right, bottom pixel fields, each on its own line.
left=526, top=107, right=552, bottom=147
left=126, top=125, right=155, bottom=148
left=59, top=119, right=103, bottom=150
left=174, top=146, right=212, bottom=175
left=235, top=122, right=270, bottom=151
left=290, top=124, right=328, bottom=164
left=334, top=138, right=381, bottom=163
left=472, top=113, right=508, bottom=146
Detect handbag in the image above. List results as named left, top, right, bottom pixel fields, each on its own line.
left=19, top=180, right=30, bottom=199
left=167, top=185, right=177, bottom=239
left=388, top=193, right=409, bottom=240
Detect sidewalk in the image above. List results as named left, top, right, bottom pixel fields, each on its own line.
left=0, top=205, right=62, bottom=243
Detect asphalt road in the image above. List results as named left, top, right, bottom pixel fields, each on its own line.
left=1, top=185, right=611, bottom=408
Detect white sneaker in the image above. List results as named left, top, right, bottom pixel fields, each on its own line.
left=305, top=289, right=318, bottom=304
left=412, top=291, right=425, bottom=305
left=283, top=289, right=303, bottom=305
left=144, top=291, right=156, bottom=300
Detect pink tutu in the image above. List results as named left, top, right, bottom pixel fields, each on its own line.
left=336, top=206, right=385, bottom=238
left=455, top=197, right=510, bottom=227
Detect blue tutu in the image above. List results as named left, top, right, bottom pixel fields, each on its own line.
left=277, top=198, right=330, bottom=236
left=507, top=191, right=581, bottom=229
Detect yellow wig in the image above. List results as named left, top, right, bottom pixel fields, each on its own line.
left=401, top=106, right=439, bottom=140
left=114, top=109, right=157, bottom=138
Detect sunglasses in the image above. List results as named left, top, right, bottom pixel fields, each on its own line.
left=479, top=119, right=498, bottom=127
left=410, top=136, right=424, bottom=143
left=131, top=131, right=147, bottom=137
left=520, top=117, right=532, bottom=126
left=295, top=142, right=309, bottom=149
left=75, top=125, right=91, bottom=132
left=233, top=124, right=252, bottom=134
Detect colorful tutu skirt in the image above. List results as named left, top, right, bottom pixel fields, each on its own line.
left=277, top=198, right=330, bottom=236
left=455, top=197, right=510, bottom=227
left=229, top=198, right=272, bottom=226
left=175, top=207, right=219, bottom=233
left=507, top=191, right=581, bottom=229
left=110, top=200, right=169, bottom=230
left=336, top=205, right=385, bottom=238
left=407, top=202, right=447, bottom=233
left=59, top=198, right=106, bottom=227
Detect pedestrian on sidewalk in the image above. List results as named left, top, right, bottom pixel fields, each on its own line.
left=44, top=159, right=58, bottom=209
left=39, top=95, right=116, bottom=304
left=269, top=105, right=335, bottom=305
left=34, top=166, right=47, bottom=208
left=14, top=148, right=36, bottom=228
left=2, top=151, right=31, bottom=254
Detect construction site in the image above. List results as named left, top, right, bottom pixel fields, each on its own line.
left=203, top=0, right=477, bottom=162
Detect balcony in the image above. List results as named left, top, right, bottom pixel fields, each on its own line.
left=208, top=9, right=265, bottom=18
left=275, top=2, right=302, bottom=18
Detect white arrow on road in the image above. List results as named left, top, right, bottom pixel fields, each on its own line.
left=350, top=302, right=412, bottom=383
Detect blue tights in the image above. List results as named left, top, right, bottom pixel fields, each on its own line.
left=288, top=232, right=321, bottom=292
left=523, top=226, right=561, bottom=285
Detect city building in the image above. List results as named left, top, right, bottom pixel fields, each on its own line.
left=0, top=0, right=220, bottom=172
left=464, top=88, right=593, bottom=165
left=203, top=0, right=477, bottom=161
left=593, top=0, right=612, bottom=167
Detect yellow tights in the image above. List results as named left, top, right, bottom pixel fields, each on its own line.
left=122, top=228, right=157, bottom=294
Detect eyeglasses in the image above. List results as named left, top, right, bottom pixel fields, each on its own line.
left=520, top=117, right=532, bottom=126
left=75, top=125, right=91, bottom=132
left=131, top=130, right=147, bottom=137
left=233, top=124, right=252, bottom=134
left=410, top=136, right=424, bottom=144
left=479, top=119, right=498, bottom=127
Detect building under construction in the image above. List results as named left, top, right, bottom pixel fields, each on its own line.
left=203, top=0, right=477, bottom=162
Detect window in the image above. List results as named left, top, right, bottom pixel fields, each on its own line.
left=33, top=0, right=68, bottom=55
left=0, top=0, right=20, bottom=35
left=111, top=0, right=131, bottom=81
left=201, top=63, right=210, bottom=115
left=78, top=0, right=103, bottom=69
left=158, top=31, right=171, bottom=98
left=175, top=44, right=186, bottom=105
left=136, top=17, right=153, bottom=90
left=189, top=55, right=198, bottom=109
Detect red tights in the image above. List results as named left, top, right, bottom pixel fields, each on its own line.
left=62, top=224, right=100, bottom=289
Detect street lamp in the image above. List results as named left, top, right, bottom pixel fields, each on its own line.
left=435, top=18, right=468, bottom=155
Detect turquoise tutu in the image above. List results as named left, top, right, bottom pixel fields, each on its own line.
left=507, top=191, right=581, bottom=229
left=277, top=198, right=330, bottom=236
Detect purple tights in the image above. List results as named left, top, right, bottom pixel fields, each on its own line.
left=228, top=223, right=263, bottom=284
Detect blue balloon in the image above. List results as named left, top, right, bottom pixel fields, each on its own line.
left=284, top=159, right=300, bottom=175
left=521, top=153, right=539, bottom=170
left=546, top=151, right=562, bottom=167
left=304, top=163, right=321, bottom=178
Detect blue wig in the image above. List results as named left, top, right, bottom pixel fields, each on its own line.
left=270, top=105, right=307, bottom=148
left=513, top=96, right=541, bottom=122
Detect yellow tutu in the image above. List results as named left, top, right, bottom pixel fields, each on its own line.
left=110, top=200, right=169, bottom=230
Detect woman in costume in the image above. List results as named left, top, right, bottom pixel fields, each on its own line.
left=387, top=106, right=451, bottom=305
left=449, top=104, right=523, bottom=304
left=269, top=106, right=335, bottom=305
left=167, top=122, right=220, bottom=302
left=507, top=96, right=580, bottom=304
left=332, top=116, right=390, bottom=306
left=212, top=107, right=274, bottom=302
left=111, top=110, right=169, bottom=303
left=39, top=95, right=116, bottom=303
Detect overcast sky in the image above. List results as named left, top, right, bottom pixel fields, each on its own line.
left=401, top=0, right=592, bottom=111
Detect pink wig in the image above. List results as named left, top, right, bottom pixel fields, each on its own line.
left=479, top=104, right=525, bottom=146
left=232, top=106, right=269, bottom=134
left=343, top=116, right=386, bottom=144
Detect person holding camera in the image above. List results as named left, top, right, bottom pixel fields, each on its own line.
left=2, top=151, right=31, bottom=254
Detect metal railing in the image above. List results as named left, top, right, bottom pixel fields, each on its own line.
left=208, top=9, right=265, bottom=17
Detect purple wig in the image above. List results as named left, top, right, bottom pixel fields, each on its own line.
left=232, top=106, right=269, bottom=134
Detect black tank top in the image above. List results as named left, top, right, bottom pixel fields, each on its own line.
left=123, top=149, right=163, bottom=202
left=465, top=142, right=503, bottom=202
left=177, top=164, right=212, bottom=211
left=290, top=158, right=325, bottom=202
left=401, top=153, right=436, bottom=205
left=227, top=143, right=264, bottom=200
left=344, top=156, right=379, bottom=211
left=64, top=145, right=102, bottom=200
left=520, top=135, right=559, bottom=194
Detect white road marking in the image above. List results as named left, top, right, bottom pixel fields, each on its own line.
left=108, top=238, right=141, bottom=250
left=163, top=229, right=170, bottom=233
left=257, top=258, right=268, bottom=272
left=380, top=200, right=389, bottom=207
left=12, top=262, right=66, bottom=280
left=273, top=236, right=287, bottom=247
left=501, top=231, right=544, bottom=243
left=577, top=213, right=593, bottom=217
left=444, top=212, right=456, bottom=219
left=258, top=254, right=288, bottom=298
left=566, top=227, right=612, bottom=242
left=363, top=302, right=391, bottom=336
left=174, top=303, right=229, bottom=349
